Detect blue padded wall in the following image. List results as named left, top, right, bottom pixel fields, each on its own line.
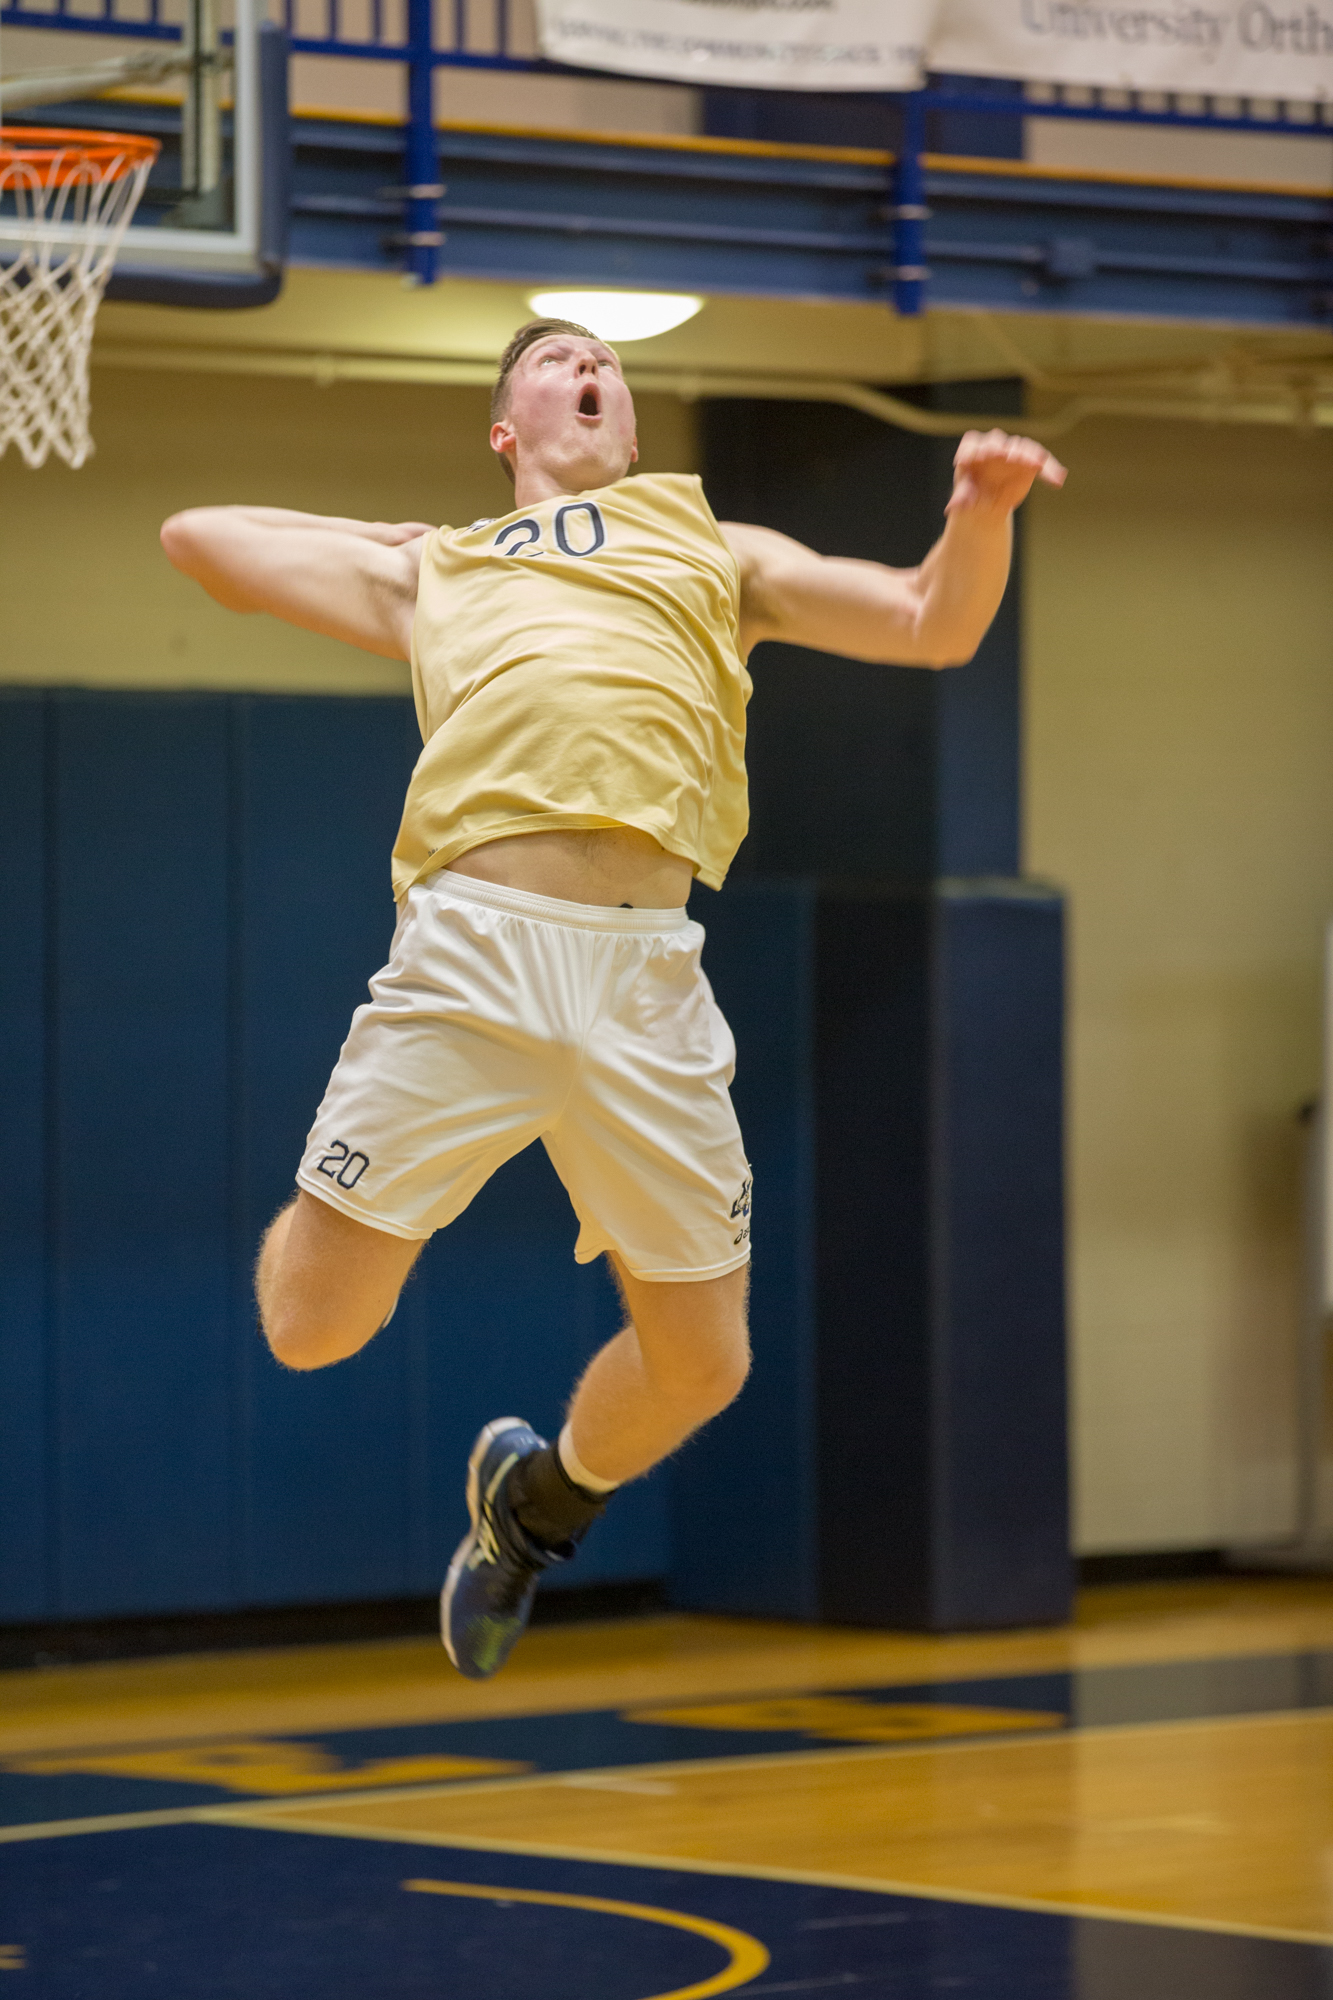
left=234, top=696, right=423, bottom=1607
left=52, top=696, right=234, bottom=1616
left=670, top=881, right=818, bottom=1618
left=0, top=695, right=51, bottom=1619
left=0, top=690, right=665, bottom=1625
left=813, top=883, right=1070, bottom=1630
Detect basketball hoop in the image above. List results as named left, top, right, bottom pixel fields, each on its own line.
left=0, top=126, right=160, bottom=469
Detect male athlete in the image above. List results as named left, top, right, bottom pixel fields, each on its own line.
left=162, top=319, right=1064, bottom=1679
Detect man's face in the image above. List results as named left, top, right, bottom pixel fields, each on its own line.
left=491, top=334, right=638, bottom=496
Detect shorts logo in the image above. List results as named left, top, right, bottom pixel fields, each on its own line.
left=730, top=1171, right=753, bottom=1247
left=315, top=1139, right=370, bottom=1190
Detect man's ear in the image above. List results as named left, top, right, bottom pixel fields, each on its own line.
left=490, top=419, right=517, bottom=471
left=629, top=435, right=639, bottom=465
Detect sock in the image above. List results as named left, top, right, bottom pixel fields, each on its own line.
left=508, top=1430, right=615, bottom=1550
left=556, top=1423, right=620, bottom=1495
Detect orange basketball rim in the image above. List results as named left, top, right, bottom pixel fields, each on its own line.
left=0, top=124, right=160, bottom=186
left=0, top=123, right=161, bottom=468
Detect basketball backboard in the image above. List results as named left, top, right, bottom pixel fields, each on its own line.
left=1, top=0, right=287, bottom=306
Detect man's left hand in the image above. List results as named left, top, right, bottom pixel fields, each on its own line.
left=947, top=429, right=1067, bottom=517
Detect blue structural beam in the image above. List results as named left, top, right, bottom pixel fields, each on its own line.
left=924, top=159, right=1333, bottom=325
left=288, top=120, right=894, bottom=300
left=14, top=81, right=1330, bottom=325
left=283, top=115, right=1333, bottom=328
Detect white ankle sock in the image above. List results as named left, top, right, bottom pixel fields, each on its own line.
left=557, top=1422, right=620, bottom=1495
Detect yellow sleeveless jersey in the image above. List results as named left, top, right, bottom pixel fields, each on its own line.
left=391, top=472, right=752, bottom=901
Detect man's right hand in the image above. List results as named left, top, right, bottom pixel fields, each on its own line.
left=159, top=506, right=429, bottom=660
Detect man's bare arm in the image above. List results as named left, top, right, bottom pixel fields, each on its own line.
left=159, top=506, right=434, bottom=660
left=724, top=429, right=1065, bottom=668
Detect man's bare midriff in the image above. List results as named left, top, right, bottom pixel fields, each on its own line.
left=447, top=827, right=693, bottom=908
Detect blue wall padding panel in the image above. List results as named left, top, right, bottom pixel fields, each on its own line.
left=814, top=884, right=1071, bottom=1630
left=671, top=881, right=1069, bottom=1631
left=0, top=691, right=667, bottom=1624
left=52, top=695, right=235, bottom=1616
left=234, top=696, right=423, bottom=1606
left=931, top=888, right=1069, bottom=1626
left=670, top=881, right=818, bottom=1617
left=0, top=695, right=52, bottom=1618
left=810, top=889, right=933, bottom=1626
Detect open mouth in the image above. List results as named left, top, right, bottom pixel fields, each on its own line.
left=577, top=384, right=601, bottom=419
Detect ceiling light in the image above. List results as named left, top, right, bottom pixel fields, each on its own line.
left=526, top=290, right=704, bottom=344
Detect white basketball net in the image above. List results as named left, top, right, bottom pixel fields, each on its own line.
left=0, top=130, right=157, bottom=469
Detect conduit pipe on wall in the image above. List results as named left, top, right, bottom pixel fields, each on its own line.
left=89, top=341, right=1333, bottom=435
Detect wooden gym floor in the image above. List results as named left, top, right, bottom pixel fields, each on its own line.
left=2, top=1576, right=1331, bottom=1996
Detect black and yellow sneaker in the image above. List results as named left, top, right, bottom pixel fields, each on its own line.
left=440, top=1419, right=569, bottom=1680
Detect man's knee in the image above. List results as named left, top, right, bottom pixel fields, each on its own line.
left=254, top=1192, right=408, bottom=1371
left=638, top=1285, right=751, bottom=1418
left=687, top=1335, right=751, bottom=1418
left=262, top=1302, right=371, bottom=1373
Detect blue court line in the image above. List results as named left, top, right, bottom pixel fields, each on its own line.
left=2, top=1647, right=1329, bottom=1830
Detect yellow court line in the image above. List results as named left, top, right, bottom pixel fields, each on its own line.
left=204, top=1697, right=1333, bottom=1813
left=220, top=1811, right=1333, bottom=1952
left=402, top=1878, right=768, bottom=2000
left=0, top=1740, right=992, bottom=1849
left=0, top=1807, right=204, bottom=1846
left=202, top=1731, right=1074, bottom=1814
left=0, top=1734, right=1069, bottom=1843
left=4, top=1703, right=1331, bottom=1847
left=0, top=1742, right=960, bottom=1847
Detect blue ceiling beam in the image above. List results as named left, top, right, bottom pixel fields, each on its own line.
left=285, top=115, right=1333, bottom=330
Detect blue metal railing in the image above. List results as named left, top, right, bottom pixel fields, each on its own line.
left=3, top=0, right=1331, bottom=294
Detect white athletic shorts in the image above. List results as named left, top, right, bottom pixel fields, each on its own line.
left=296, top=870, right=753, bottom=1281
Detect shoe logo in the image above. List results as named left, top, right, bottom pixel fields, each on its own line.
left=466, top=1452, right=521, bottom=1572
left=468, top=1520, right=499, bottom=1571
left=315, top=1139, right=370, bottom=1189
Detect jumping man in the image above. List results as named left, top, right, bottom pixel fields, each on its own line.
left=161, top=319, right=1065, bottom=1679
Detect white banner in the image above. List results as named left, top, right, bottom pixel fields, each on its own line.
left=539, top=0, right=1333, bottom=103
left=931, top=1, right=1333, bottom=106
left=535, top=0, right=932, bottom=92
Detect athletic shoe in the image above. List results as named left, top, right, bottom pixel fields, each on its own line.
left=440, top=1418, right=569, bottom=1679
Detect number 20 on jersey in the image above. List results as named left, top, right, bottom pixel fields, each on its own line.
left=495, top=501, right=606, bottom=559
